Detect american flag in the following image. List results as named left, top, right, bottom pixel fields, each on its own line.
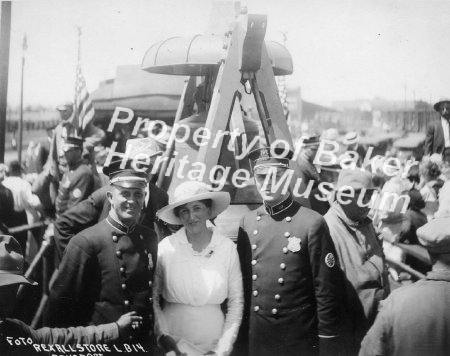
left=73, top=63, right=95, bottom=132
left=277, top=75, right=290, bottom=121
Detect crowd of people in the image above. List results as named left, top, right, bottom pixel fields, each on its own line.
left=0, top=98, right=449, bottom=356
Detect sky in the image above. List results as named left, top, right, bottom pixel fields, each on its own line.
left=3, top=0, right=450, bottom=108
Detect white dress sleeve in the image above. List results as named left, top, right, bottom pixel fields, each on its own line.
left=213, top=244, right=244, bottom=356
left=153, top=251, right=169, bottom=339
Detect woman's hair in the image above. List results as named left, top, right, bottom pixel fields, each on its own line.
left=174, top=199, right=212, bottom=218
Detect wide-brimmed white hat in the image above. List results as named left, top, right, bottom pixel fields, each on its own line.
left=157, top=181, right=230, bottom=225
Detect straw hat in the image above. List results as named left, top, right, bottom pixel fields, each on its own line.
left=157, top=181, right=230, bottom=225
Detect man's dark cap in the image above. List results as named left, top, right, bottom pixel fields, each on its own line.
left=303, top=135, right=321, bottom=147
left=103, top=157, right=148, bottom=189
left=248, top=146, right=293, bottom=172
left=62, top=136, right=84, bottom=152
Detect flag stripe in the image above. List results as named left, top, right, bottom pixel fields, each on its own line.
left=74, top=64, right=95, bottom=132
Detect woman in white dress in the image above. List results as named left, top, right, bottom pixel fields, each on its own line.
left=154, top=181, right=243, bottom=356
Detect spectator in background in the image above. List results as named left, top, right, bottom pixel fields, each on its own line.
left=419, top=154, right=444, bottom=219
left=342, top=131, right=366, bottom=166
left=425, top=98, right=450, bottom=164
left=2, top=161, right=42, bottom=254
left=0, top=164, right=14, bottom=234
left=55, top=136, right=94, bottom=217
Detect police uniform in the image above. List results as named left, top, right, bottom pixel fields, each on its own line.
left=55, top=136, right=94, bottom=216
left=236, top=147, right=343, bottom=356
left=45, top=159, right=158, bottom=347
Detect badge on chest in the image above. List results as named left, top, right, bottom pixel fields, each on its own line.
left=287, top=236, right=301, bottom=253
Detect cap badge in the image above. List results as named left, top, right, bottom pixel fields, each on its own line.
left=259, top=148, right=270, bottom=161
left=287, top=236, right=301, bottom=253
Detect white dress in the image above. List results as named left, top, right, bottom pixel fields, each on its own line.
left=153, top=226, right=243, bottom=356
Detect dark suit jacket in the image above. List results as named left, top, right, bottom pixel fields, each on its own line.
left=425, top=119, right=446, bottom=155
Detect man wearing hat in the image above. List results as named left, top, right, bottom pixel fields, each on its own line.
left=425, top=98, right=450, bottom=164
left=360, top=204, right=450, bottom=356
left=0, top=235, right=145, bottom=355
left=52, top=139, right=169, bottom=259
left=342, top=131, right=366, bottom=166
left=44, top=158, right=158, bottom=348
left=236, top=146, right=343, bottom=356
left=297, top=135, right=330, bottom=215
left=323, top=168, right=390, bottom=355
left=55, top=136, right=94, bottom=217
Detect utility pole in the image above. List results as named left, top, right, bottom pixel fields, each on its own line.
left=18, top=33, right=27, bottom=164
left=0, top=2, right=12, bottom=163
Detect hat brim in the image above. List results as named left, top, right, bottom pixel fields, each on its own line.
left=343, top=138, right=358, bottom=145
left=0, top=272, right=37, bottom=286
left=434, top=100, right=450, bottom=112
left=157, top=191, right=230, bottom=225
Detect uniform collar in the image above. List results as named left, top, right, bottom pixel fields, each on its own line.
left=426, top=270, right=450, bottom=282
left=106, top=213, right=136, bottom=234
left=263, top=194, right=294, bottom=216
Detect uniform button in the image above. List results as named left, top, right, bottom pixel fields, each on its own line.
left=256, top=216, right=261, bottom=221
left=252, top=274, right=258, bottom=281
left=120, top=266, right=126, bottom=273
left=275, top=294, right=281, bottom=301
left=253, top=290, right=258, bottom=297
left=282, top=247, right=288, bottom=254
left=148, top=281, right=152, bottom=287
left=112, top=235, right=118, bottom=242
left=251, top=259, right=257, bottom=266
left=272, top=308, right=278, bottom=315
left=253, top=230, right=258, bottom=235
left=140, top=235, right=144, bottom=240
left=144, top=249, right=148, bottom=255
left=284, top=232, right=290, bottom=237
left=116, top=250, right=122, bottom=258
left=285, top=217, right=292, bottom=222
left=121, top=283, right=126, bottom=290
left=148, top=297, right=153, bottom=303
left=124, top=300, right=130, bottom=307
left=254, top=306, right=260, bottom=312
left=278, top=277, right=284, bottom=284
left=280, top=263, right=286, bottom=270
left=252, top=244, right=257, bottom=250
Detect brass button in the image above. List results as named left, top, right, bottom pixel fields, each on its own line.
left=121, top=283, right=126, bottom=290
left=275, top=294, right=281, bottom=301
left=280, top=263, right=286, bottom=270
left=148, top=281, right=152, bottom=287
left=140, top=235, right=144, bottom=240
left=253, top=290, right=258, bottom=297
left=278, top=277, right=284, bottom=284
left=252, top=244, right=257, bottom=250
left=256, top=216, right=261, bottom=221
left=124, top=300, right=130, bottom=307
left=120, top=266, right=125, bottom=273
left=144, top=249, right=148, bottom=255
left=272, top=308, right=278, bottom=315
left=282, top=247, right=288, bottom=254
left=253, top=230, right=258, bottom=235
left=112, top=235, right=118, bottom=242
left=285, top=217, right=292, bottom=222
left=254, top=306, right=260, bottom=312
left=148, top=297, right=153, bottom=303
left=284, top=232, right=290, bottom=237
left=116, top=250, right=122, bottom=258
left=252, top=274, right=258, bottom=281
left=251, top=259, right=257, bottom=266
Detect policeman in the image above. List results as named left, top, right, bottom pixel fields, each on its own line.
left=236, top=147, right=343, bottom=356
left=45, top=157, right=158, bottom=348
left=55, top=136, right=94, bottom=216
